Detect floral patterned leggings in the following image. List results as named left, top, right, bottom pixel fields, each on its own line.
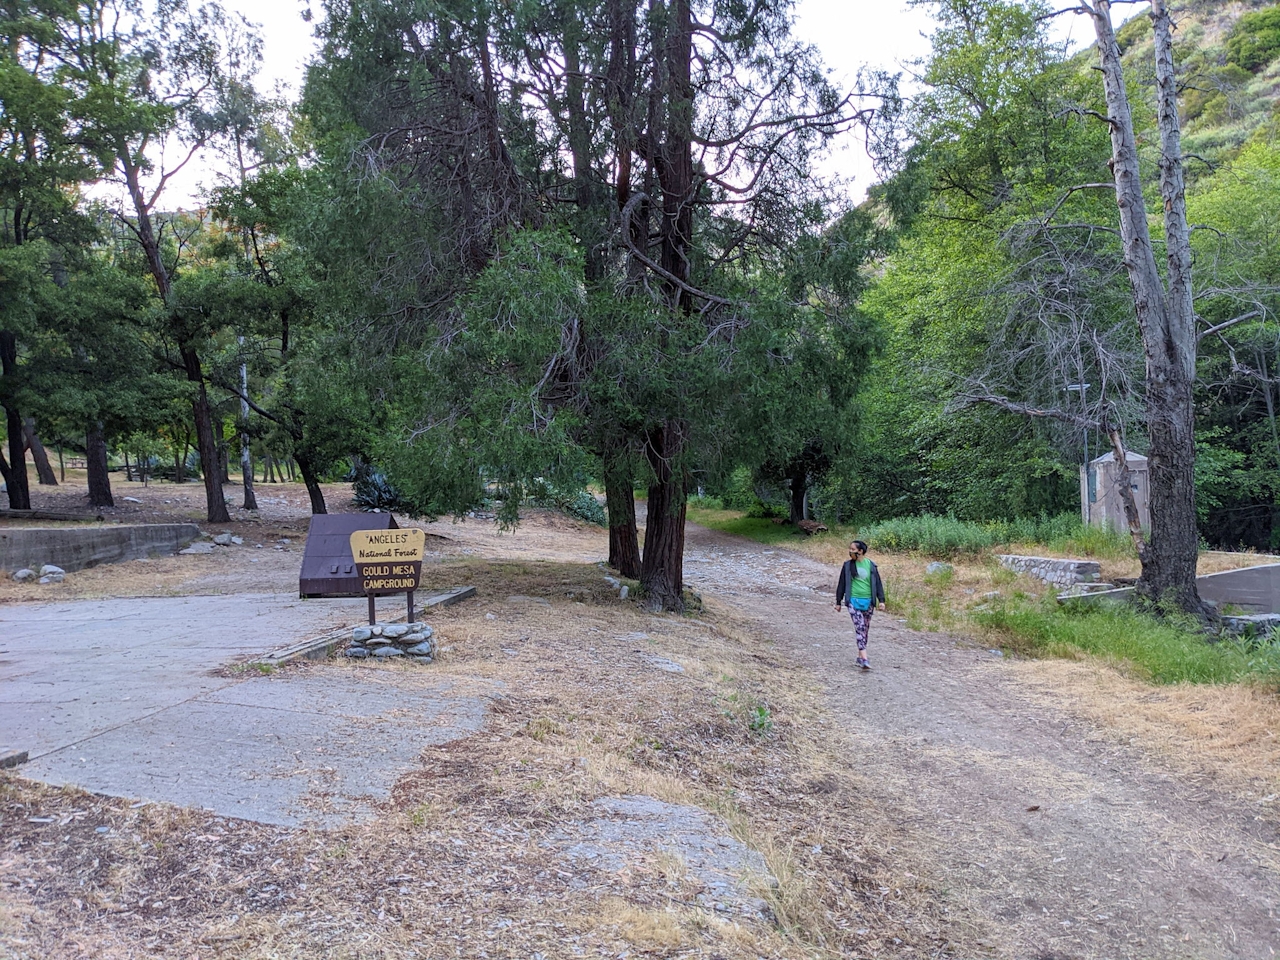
left=848, top=607, right=872, bottom=652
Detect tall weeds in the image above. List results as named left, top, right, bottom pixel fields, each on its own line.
left=862, top=514, right=1133, bottom=560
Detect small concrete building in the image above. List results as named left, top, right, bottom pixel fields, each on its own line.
left=1081, top=450, right=1150, bottom=532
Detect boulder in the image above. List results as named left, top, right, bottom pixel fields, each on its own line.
left=13, top=568, right=36, bottom=582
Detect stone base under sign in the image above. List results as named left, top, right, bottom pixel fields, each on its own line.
left=344, top=621, right=437, bottom=663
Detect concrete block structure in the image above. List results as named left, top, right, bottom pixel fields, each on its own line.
left=1081, top=451, right=1150, bottom=532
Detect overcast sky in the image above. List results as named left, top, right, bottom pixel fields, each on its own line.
left=163, top=0, right=1122, bottom=205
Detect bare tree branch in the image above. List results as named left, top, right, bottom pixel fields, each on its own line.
left=1197, top=310, right=1264, bottom=343
left=620, top=192, right=734, bottom=307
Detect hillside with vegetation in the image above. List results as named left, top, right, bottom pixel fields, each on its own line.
left=1118, top=0, right=1280, bottom=164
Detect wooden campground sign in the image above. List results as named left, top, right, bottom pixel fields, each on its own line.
left=349, top=528, right=426, bottom=594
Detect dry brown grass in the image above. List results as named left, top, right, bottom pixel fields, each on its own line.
left=1009, top=659, right=1280, bottom=799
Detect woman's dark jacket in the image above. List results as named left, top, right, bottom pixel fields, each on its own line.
left=835, top=559, right=886, bottom=607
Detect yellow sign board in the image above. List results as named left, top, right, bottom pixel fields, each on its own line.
left=349, top=528, right=426, bottom=564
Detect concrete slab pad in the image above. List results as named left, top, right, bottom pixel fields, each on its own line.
left=1, top=591, right=491, bottom=827
left=21, top=673, right=491, bottom=827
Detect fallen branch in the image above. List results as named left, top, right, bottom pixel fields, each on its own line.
left=0, top=508, right=104, bottom=522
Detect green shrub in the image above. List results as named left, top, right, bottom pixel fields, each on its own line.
left=746, top=500, right=786, bottom=520
left=687, top=493, right=725, bottom=510
left=522, top=478, right=606, bottom=527
left=347, top=460, right=410, bottom=513
left=1227, top=7, right=1280, bottom=72
left=862, top=515, right=999, bottom=557
left=1043, top=522, right=1133, bottom=560
left=1115, top=11, right=1151, bottom=53
left=718, top=466, right=758, bottom=511
left=526, top=478, right=606, bottom=526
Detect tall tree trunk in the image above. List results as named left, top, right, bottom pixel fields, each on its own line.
left=0, top=331, right=31, bottom=510
left=238, top=348, right=256, bottom=509
left=241, top=431, right=256, bottom=508
left=177, top=429, right=191, bottom=485
left=86, top=422, right=114, bottom=508
left=296, top=452, right=327, bottom=514
left=1106, top=428, right=1148, bottom=557
left=214, top=418, right=230, bottom=484
left=1089, top=0, right=1205, bottom=614
left=604, top=451, right=642, bottom=578
left=633, top=0, right=696, bottom=613
left=183, top=346, right=231, bottom=523
left=0, top=447, right=13, bottom=505
left=123, top=155, right=228, bottom=523
left=639, top=422, right=687, bottom=612
left=24, top=420, right=57, bottom=485
left=788, top=465, right=807, bottom=525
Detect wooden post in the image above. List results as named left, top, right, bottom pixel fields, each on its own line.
left=367, top=593, right=376, bottom=626
left=407, top=590, right=415, bottom=623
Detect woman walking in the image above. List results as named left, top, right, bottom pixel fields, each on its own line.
left=835, top=539, right=887, bottom=670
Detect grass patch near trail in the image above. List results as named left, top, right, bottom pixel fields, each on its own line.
left=860, top=513, right=1134, bottom=560
left=684, top=507, right=812, bottom=547
left=974, top=598, right=1280, bottom=686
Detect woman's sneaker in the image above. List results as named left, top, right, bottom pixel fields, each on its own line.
left=857, top=657, right=870, bottom=670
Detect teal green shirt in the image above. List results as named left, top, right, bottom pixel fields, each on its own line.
left=848, top=558, right=873, bottom=601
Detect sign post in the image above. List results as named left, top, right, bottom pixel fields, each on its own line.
left=348, top=528, right=427, bottom=625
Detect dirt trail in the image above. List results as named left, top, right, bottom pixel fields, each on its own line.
left=680, top=524, right=1280, bottom=960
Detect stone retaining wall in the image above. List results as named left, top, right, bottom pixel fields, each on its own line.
left=0, top=524, right=202, bottom=573
left=997, top=555, right=1101, bottom=587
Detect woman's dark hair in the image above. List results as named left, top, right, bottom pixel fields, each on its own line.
left=852, top=540, right=868, bottom=554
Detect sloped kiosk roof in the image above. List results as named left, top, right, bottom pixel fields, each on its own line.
left=1089, top=450, right=1148, bottom=465
left=299, top=513, right=397, bottom=598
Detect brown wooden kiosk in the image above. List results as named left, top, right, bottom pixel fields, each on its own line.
left=299, top=514, right=421, bottom=624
